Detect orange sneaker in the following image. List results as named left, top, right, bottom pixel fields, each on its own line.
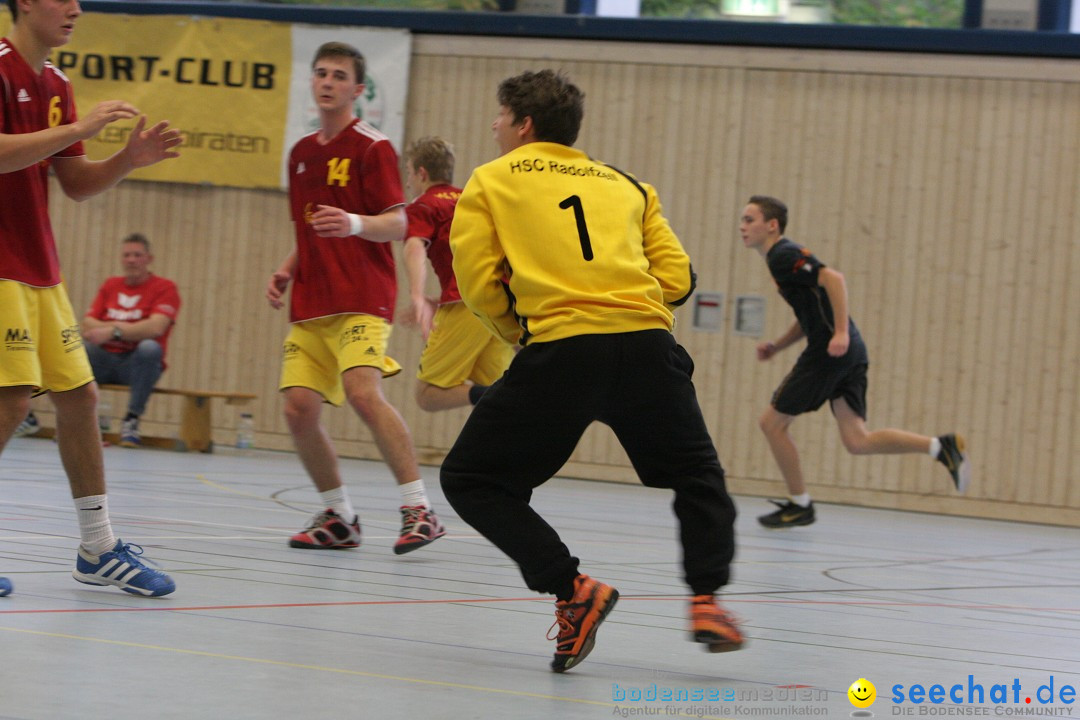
left=690, top=595, right=744, bottom=653
left=548, top=574, right=619, bottom=673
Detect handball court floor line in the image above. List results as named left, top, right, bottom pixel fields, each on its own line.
left=1, top=437, right=1078, bottom=720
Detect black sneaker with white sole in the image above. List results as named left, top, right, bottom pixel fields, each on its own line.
left=758, top=500, right=815, bottom=529
left=936, top=433, right=970, bottom=493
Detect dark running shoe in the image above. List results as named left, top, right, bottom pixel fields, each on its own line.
left=289, top=509, right=362, bottom=549
left=758, top=499, right=815, bottom=529
left=548, top=574, right=619, bottom=673
left=936, top=434, right=971, bottom=494
left=690, top=595, right=744, bottom=652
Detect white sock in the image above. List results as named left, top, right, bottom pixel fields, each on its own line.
left=319, top=487, right=355, bottom=522
left=74, top=494, right=116, bottom=555
left=928, top=437, right=942, bottom=458
left=400, top=479, right=430, bottom=509
left=790, top=493, right=812, bottom=508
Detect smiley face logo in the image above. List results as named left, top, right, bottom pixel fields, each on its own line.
left=848, top=678, right=876, bottom=708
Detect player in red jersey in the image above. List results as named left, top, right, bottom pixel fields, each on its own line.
left=0, top=0, right=181, bottom=597
left=400, top=136, right=513, bottom=412
left=266, top=42, right=445, bottom=555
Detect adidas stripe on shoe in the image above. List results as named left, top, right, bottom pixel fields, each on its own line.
left=72, top=540, right=176, bottom=597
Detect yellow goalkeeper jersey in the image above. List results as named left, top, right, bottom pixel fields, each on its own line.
left=450, top=142, right=695, bottom=345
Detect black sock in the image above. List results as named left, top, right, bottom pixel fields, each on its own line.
left=467, top=384, right=489, bottom=406
left=554, top=579, right=577, bottom=603
left=124, top=412, right=139, bottom=422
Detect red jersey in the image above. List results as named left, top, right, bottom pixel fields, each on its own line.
left=0, top=38, right=85, bottom=287
left=405, top=183, right=463, bottom=306
left=287, top=118, right=406, bottom=323
left=86, top=275, right=181, bottom=366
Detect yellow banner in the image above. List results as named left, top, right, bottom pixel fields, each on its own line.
left=2, top=13, right=291, bottom=188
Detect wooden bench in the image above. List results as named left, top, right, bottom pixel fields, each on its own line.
left=98, top=384, right=257, bottom=453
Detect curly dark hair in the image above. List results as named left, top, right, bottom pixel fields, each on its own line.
left=497, top=69, right=584, bottom=146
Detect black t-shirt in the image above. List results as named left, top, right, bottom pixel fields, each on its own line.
left=766, top=238, right=868, bottom=365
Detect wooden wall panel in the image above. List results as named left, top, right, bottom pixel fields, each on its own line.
left=29, top=35, right=1079, bottom=526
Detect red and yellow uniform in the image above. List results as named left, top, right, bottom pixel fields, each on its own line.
left=406, top=183, right=512, bottom=389
left=281, top=119, right=406, bottom=403
left=406, top=183, right=463, bottom=306
left=0, top=38, right=90, bottom=391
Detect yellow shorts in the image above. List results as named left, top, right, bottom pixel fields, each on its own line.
left=418, top=302, right=513, bottom=388
left=0, top=280, right=93, bottom=394
left=279, top=314, right=402, bottom=406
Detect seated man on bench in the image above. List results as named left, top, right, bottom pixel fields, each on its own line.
left=79, top=233, right=181, bottom=447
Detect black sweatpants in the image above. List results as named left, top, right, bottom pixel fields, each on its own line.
left=440, top=329, right=736, bottom=597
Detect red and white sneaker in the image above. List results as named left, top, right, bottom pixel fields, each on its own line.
left=289, top=509, right=362, bottom=549
left=393, top=505, right=446, bottom=555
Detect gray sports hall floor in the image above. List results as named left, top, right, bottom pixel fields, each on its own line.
left=2, top=437, right=1078, bottom=720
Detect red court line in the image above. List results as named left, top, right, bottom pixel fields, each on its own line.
left=2, top=595, right=1078, bottom=615
left=0, top=596, right=542, bottom=614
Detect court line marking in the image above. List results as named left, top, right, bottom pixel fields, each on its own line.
left=0, top=625, right=621, bottom=709
left=197, top=473, right=278, bottom=500
left=3, top=595, right=1079, bottom=615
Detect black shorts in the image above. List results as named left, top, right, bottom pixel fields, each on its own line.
left=771, top=359, right=868, bottom=419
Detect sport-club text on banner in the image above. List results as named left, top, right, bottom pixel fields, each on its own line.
left=0, top=13, right=410, bottom=190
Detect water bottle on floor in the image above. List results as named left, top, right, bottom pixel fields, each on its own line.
left=236, top=413, right=254, bottom=451
left=98, top=397, right=112, bottom=434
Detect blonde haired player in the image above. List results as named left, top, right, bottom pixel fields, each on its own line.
left=401, top=136, right=513, bottom=411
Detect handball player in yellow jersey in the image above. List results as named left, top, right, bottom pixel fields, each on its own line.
left=441, top=69, right=743, bottom=672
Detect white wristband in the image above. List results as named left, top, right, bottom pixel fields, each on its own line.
left=347, top=213, right=364, bottom=237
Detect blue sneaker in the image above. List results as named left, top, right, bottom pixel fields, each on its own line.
left=119, top=417, right=142, bottom=448
left=0, top=576, right=12, bottom=597
left=72, top=540, right=175, bottom=597
left=13, top=411, right=41, bottom=438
